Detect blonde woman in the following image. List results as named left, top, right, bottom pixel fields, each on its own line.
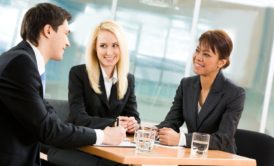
left=67, top=20, right=140, bottom=133
left=48, top=20, right=138, bottom=166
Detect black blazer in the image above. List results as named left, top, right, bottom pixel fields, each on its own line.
left=158, top=72, right=245, bottom=153
left=0, top=41, right=96, bottom=166
left=67, top=64, right=140, bottom=129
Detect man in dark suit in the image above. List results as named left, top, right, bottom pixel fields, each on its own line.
left=0, top=3, right=125, bottom=166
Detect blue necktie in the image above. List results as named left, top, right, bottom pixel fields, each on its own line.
left=41, top=72, right=46, bottom=97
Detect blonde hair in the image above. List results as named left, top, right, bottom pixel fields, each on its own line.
left=85, top=20, right=129, bottom=100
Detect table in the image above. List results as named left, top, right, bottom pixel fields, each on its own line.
left=79, top=143, right=256, bottom=166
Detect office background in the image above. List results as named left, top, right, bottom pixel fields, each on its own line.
left=0, top=0, right=273, bottom=136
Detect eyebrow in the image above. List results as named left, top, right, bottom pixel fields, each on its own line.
left=203, top=49, right=211, bottom=52
left=197, top=46, right=211, bottom=52
left=98, top=41, right=118, bottom=44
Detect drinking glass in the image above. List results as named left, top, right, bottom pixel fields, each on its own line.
left=135, top=129, right=156, bottom=152
left=190, top=132, right=210, bottom=157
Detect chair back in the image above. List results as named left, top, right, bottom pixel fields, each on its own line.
left=47, top=99, right=69, bottom=122
left=235, top=129, right=274, bottom=166
left=40, top=99, right=69, bottom=155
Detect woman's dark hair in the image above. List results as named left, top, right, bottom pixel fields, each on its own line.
left=20, top=3, right=71, bottom=46
left=199, top=30, right=233, bottom=69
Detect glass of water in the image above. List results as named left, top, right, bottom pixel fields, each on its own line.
left=190, top=132, right=210, bottom=157
left=134, top=126, right=157, bottom=143
left=135, top=129, right=155, bottom=152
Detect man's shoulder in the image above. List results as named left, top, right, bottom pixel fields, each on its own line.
left=0, top=48, right=35, bottom=74
left=3, top=53, right=36, bottom=71
left=0, top=41, right=34, bottom=63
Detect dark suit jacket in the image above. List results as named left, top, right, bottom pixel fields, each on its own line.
left=0, top=41, right=96, bottom=166
left=158, top=72, right=245, bottom=153
left=67, top=64, right=140, bottom=129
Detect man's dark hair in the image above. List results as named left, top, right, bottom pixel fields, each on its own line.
left=20, top=3, right=71, bottom=46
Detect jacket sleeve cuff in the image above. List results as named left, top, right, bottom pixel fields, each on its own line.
left=94, top=129, right=104, bottom=145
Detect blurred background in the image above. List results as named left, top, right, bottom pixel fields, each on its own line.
left=0, top=0, right=273, bottom=136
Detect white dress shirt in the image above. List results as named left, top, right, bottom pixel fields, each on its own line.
left=178, top=132, right=186, bottom=146
left=27, top=41, right=45, bottom=76
left=100, top=65, right=118, bottom=100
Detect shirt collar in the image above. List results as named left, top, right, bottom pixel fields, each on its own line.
left=100, top=65, right=118, bottom=84
left=27, top=41, right=45, bottom=76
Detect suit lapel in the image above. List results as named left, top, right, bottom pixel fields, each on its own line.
left=197, top=72, right=225, bottom=129
left=18, top=41, right=44, bottom=97
left=98, top=72, right=109, bottom=109
left=109, top=84, right=120, bottom=111
left=187, top=77, right=200, bottom=131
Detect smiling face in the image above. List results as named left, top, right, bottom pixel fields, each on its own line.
left=48, top=19, right=70, bottom=61
left=193, top=43, right=226, bottom=77
left=96, top=30, right=120, bottom=71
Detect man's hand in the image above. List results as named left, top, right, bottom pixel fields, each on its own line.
left=126, top=117, right=139, bottom=134
left=158, top=127, right=180, bottom=146
left=102, top=126, right=126, bottom=145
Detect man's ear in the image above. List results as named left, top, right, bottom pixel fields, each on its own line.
left=41, top=24, right=52, bottom=38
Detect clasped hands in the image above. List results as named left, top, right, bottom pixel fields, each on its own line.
left=102, top=116, right=139, bottom=145
left=157, top=127, right=180, bottom=146
left=116, top=116, right=139, bottom=134
left=102, top=121, right=179, bottom=146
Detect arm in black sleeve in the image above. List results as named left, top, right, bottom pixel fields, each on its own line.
left=157, top=79, right=185, bottom=132
left=0, top=55, right=96, bottom=148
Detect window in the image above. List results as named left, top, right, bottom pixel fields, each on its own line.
left=1, top=0, right=274, bottom=136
